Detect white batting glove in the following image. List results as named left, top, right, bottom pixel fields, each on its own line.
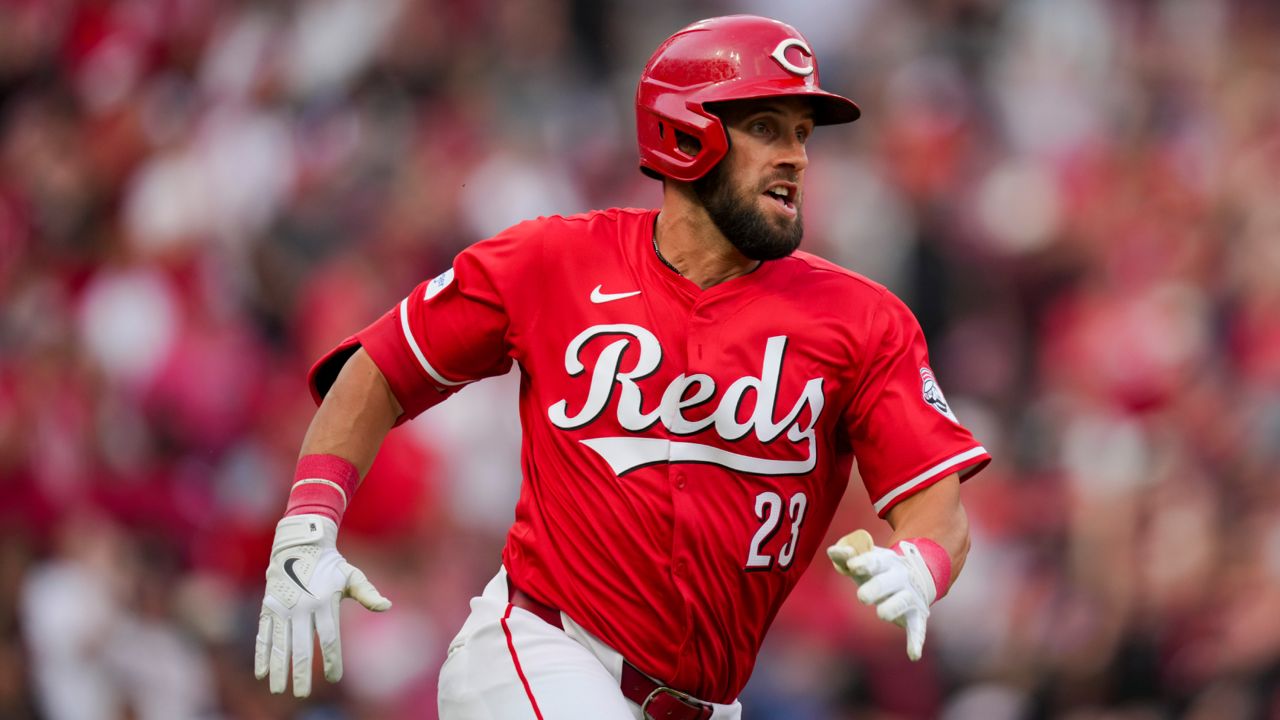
left=827, top=540, right=936, bottom=661
left=254, top=514, right=391, bottom=696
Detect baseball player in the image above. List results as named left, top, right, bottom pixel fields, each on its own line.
left=254, top=15, right=990, bottom=719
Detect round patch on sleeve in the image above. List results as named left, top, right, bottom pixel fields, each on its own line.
left=920, top=367, right=958, bottom=423
left=423, top=267, right=455, bottom=301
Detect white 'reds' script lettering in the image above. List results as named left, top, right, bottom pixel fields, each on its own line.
left=548, top=324, right=825, bottom=476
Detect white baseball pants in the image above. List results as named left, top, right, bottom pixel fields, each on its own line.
left=438, top=567, right=742, bottom=720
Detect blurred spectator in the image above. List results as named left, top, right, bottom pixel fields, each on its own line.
left=20, top=511, right=214, bottom=719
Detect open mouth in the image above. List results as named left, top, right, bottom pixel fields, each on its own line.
left=763, top=184, right=798, bottom=215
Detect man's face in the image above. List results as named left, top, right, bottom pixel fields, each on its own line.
left=692, top=97, right=815, bottom=261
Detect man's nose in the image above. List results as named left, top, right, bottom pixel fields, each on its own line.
left=776, top=135, right=808, bottom=172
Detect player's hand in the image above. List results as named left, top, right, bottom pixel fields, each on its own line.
left=827, top=532, right=936, bottom=661
left=254, top=514, right=391, bottom=697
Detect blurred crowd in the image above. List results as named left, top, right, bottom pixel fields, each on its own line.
left=1, top=0, right=1278, bottom=718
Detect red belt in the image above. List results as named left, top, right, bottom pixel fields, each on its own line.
left=507, top=580, right=714, bottom=720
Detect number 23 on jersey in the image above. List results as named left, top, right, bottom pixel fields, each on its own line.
left=745, top=491, right=808, bottom=571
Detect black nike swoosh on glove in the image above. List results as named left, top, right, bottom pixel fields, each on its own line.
left=284, top=558, right=314, bottom=597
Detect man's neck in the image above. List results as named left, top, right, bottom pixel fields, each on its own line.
left=655, top=186, right=761, bottom=290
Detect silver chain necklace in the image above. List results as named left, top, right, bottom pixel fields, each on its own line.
left=652, top=233, right=682, bottom=276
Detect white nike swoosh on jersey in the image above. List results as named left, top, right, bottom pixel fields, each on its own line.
left=590, top=285, right=641, bottom=303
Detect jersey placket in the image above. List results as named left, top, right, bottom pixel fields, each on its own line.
left=665, top=290, right=723, bottom=684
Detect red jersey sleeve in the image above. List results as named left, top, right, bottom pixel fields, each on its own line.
left=308, top=224, right=534, bottom=423
left=846, top=291, right=990, bottom=516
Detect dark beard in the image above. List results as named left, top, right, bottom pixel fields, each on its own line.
left=692, top=162, right=803, bottom=261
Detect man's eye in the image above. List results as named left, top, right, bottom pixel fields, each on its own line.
left=751, top=121, right=771, bottom=135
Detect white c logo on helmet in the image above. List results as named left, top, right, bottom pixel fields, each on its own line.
left=770, top=38, right=815, bottom=77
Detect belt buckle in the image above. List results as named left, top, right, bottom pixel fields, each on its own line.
left=641, top=685, right=707, bottom=719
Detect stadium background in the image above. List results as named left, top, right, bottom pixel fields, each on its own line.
left=2, top=0, right=1279, bottom=718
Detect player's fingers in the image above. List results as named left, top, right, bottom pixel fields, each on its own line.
left=829, top=545, right=875, bottom=582
left=905, top=609, right=928, bottom=662
left=875, top=589, right=916, bottom=625
left=269, top=614, right=290, bottom=694
left=342, top=563, right=392, bottom=612
left=254, top=612, right=272, bottom=680
left=855, top=571, right=901, bottom=606
left=316, top=592, right=344, bottom=683
left=291, top=611, right=314, bottom=698
left=826, top=545, right=855, bottom=576
left=846, top=547, right=896, bottom=578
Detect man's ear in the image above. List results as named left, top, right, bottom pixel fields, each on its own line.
left=675, top=130, right=701, bottom=156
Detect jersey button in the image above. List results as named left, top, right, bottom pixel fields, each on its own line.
left=674, top=560, right=687, bottom=576
left=674, top=472, right=686, bottom=490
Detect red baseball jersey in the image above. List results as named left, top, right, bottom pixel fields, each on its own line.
left=310, top=208, right=989, bottom=702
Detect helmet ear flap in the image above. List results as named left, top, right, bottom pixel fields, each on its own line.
left=640, top=121, right=697, bottom=181
left=637, top=103, right=729, bottom=183
left=660, top=122, right=702, bottom=161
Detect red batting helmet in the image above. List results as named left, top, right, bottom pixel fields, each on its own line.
left=636, top=15, right=861, bottom=182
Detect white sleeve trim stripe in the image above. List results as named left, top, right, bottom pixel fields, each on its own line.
left=398, top=298, right=469, bottom=388
left=873, top=446, right=989, bottom=513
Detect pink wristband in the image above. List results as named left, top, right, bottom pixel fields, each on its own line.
left=284, top=454, right=361, bottom=526
left=892, top=537, right=953, bottom=602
